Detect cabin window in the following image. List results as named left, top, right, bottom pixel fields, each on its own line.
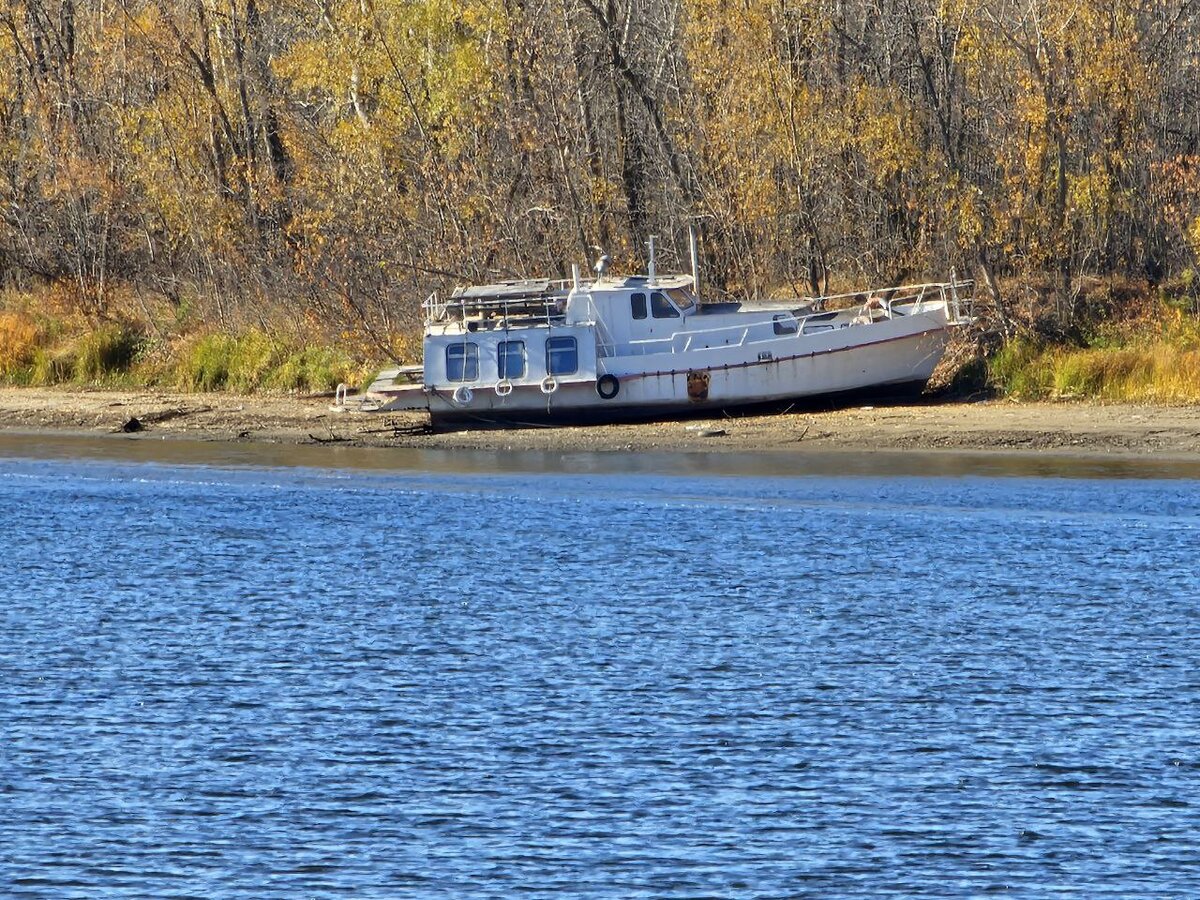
left=773, top=314, right=799, bottom=335
left=546, top=336, right=578, bottom=375
left=445, top=342, right=479, bottom=382
left=666, top=288, right=696, bottom=312
left=497, top=340, right=526, bottom=379
left=651, top=291, right=680, bottom=318
left=631, top=292, right=647, bottom=320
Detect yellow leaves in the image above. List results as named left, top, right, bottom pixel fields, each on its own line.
left=417, top=0, right=504, bottom=37
left=273, top=0, right=505, bottom=162
left=945, top=180, right=984, bottom=245
left=1073, top=10, right=1149, bottom=126
left=1068, top=169, right=1125, bottom=227
left=682, top=0, right=825, bottom=185
left=117, top=5, right=168, bottom=47
left=846, top=84, right=919, bottom=183
left=273, top=38, right=337, bottom=96
left=1184, top=216, right=1200, bottom=262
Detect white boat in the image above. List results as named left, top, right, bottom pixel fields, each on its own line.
left=364, top=250, right=972, bottom=426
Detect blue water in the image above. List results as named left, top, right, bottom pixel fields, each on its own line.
left=3, top=446, right=1200, bottom=897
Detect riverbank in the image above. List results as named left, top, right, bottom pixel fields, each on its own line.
left=2, top=386, right=1199, bottom=458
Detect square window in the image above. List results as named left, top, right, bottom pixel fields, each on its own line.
left=631, top=292, right=647, bottom=320
left=651, top=291, right=680, bottom=318
left=498, top=340, right=526, bottom=379
left=773, top=314, right=798, bottom=335
left=546, top=336, right=578, bottom=376
left=446, top=342, right=479, bottom=382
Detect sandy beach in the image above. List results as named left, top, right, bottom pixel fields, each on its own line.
left=2, top=386, right=1199, bottom=459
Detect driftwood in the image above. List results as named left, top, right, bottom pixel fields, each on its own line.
left=141, top=405, right=213, bottom=424
left=116, top=405, right=214, bottom=433
left=306, top=432, right=350, bottom=444
left=785, top=424, right=812, bottom=444
left=356, top=423, right=434, bottom=437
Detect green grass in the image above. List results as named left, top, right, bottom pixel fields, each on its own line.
left=267, top=345, right=360, bottom=392
left=2, top=320, right=145, bottom=386
left=989, top=310, right=1200, bottom=402
left=174, top=329, right=365, bottom=393
left=3, top=308, right=371, bottom=394
left=74, top=323, right=144, bottom=382
left=178, top=333, right=237, bottom=391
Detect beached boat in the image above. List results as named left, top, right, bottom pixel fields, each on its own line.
left=364, top=248, right=972, bottom=425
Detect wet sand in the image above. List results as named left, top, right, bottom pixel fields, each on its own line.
left=2, top=386, right=1199, bottom=460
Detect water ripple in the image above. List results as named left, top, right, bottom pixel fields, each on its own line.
left=2, top=457, right=1199, bottom=897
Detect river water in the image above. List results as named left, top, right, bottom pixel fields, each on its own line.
left=2, top=434, right=1200, bottom=897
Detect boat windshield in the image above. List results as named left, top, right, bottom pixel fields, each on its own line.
left=666, top=288, right=696, bottom=312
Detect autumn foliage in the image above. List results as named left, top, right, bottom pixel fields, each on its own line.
left=2, top=0, right=1199, bottom=350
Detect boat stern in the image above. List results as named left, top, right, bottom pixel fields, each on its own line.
left=364, top=365, right=429, bottom=412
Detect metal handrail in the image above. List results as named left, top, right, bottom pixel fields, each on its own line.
left=803, top=279, right=974, bottom=308
left=424, top=276, right=975, bottom=330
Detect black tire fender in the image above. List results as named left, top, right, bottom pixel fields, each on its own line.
left=596, top=373, right=620, bottom=400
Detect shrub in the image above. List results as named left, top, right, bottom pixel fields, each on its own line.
left=0, top=312, right=41, bottom=381
left=989, top=330, right=1200, bottom=403
left=74, top=323, right=144, bottom=382
left=392, top=329, right=424, bottom=365
left=269, top=346, right=359, bottom=393
left=225, top=329, right=284, bottom=392
left=988, top=337, right=1054, bottom=398
left=31, top=347, right=77, bottom=385
left=179, top=333, right=236, bottom=391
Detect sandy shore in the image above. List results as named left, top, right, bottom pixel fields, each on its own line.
left=2, top=385, right=1200, bottom=459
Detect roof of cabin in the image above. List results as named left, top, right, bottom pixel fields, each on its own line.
left=451, top=280, right=568, bottom=302
left=589, top=274, right=694, bottom=292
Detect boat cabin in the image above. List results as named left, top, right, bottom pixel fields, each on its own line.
left=423, top=279, right=597, bottom=392
left=563, top=275, right=698, bottom=353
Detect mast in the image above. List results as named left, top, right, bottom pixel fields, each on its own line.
left=688, top=224, right=700, bottom=293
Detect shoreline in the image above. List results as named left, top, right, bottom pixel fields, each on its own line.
left=2, top=386, right=1200, bottom=461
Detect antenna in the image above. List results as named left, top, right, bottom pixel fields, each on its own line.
left=647, top=235, right=656, bottom=286
left=688, top=224, right=700, bottom=294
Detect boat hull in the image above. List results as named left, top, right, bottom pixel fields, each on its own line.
left=391, top=315, right=953, bottom=426
left=427, top=378, right=931, bottom=426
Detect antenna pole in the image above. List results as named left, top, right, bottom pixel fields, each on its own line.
left=688, top=224, right=700, bottom=294
left=647, top=235, right=656, bottom=286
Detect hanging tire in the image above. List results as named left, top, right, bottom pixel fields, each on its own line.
left=596, top=374, right=620, bottom=400
left=494, top=380, right=513, bottom=397
left=452, top=385, right=474, bottom=405
left=540, top=376, right=558, bottom=395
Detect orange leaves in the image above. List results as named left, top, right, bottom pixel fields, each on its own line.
left=1152, top=156, right=1200, bottom=263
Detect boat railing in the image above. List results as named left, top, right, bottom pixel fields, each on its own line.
left=625, top=336, right=675, bottom=356
left=422, top=291, right=442, bottom=322
left=802, top=278, right=973, bottom=313
left=619, top=277, right=974, bottom=357
left=946, top=275, right=975, bottom=324
left=423, top=294, right=571, bottom=329
left=422, top=278, right=577, bottom=327
left=581, top=294, right=617, bottom=358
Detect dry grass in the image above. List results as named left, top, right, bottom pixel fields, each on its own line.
left=0, top=312, right=41, bottom=378
left=990, top=306, right=1200, bottom=402
left=2, top=289, right=379, bottom=392
left=173, top=328, right=371, bottom=393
